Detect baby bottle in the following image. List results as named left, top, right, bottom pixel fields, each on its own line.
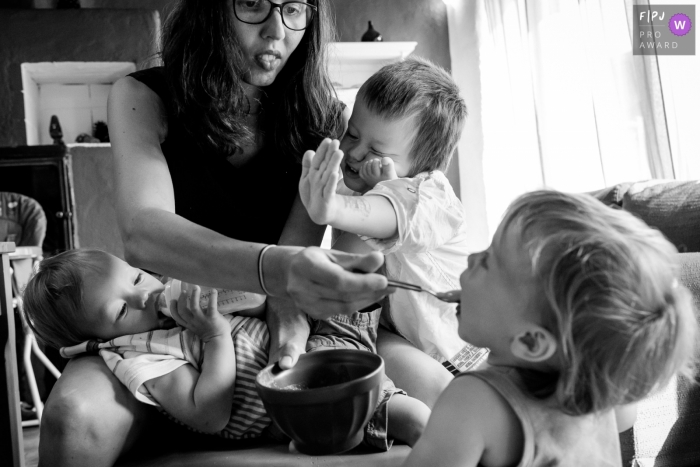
left=157, top=279, right=266, bottom=317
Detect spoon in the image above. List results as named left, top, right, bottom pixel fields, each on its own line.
left=387, top=279, right=461, bottom=303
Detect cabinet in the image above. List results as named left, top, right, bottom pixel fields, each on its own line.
left=0, top=145, right=75, bottom=255
left=0, top=144, right=123, bottom=259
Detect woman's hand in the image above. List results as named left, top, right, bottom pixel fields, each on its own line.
left=284, top=247, right=391, bottom=319
left=170, top=287, right=229, bottom=342
left=266, top=297, right=311, bottom=369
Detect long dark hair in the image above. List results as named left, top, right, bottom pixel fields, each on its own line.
left=161, top=0, right=344, bottom=160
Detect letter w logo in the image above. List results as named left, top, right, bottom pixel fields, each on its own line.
left=674, top=20, right=686, bottom=29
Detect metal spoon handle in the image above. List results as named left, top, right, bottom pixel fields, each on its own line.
left=388, top=279, right=461, bottom=304
left=387, top=279, right=424, bottom=292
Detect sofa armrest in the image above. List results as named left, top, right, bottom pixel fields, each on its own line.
left=587, top=183, right=632, bottom=208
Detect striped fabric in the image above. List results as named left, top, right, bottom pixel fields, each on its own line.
left=60, top=315, right=271, bottom=439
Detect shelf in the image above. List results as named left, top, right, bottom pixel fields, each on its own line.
left=66, top=143, right=111, bottom=148
left=329, top=42, right=418, bottom=62
left=22, top=61, right=135, bottom=146
left=328, top=41, right=418, bottom=90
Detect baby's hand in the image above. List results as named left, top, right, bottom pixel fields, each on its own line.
left=170, top=288, right=229, bottom=343
left=359, top=157, right=398, bottom=188
left=299, top=138, right=344, bottom=226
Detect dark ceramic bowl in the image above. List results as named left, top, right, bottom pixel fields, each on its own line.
left=255, top=349, right=384, bottom=455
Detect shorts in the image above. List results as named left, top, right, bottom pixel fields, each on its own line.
left=306, top=309, right=406, bottom=451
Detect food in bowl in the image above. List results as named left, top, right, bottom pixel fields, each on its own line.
left=256, top=349, right=384, bottom=455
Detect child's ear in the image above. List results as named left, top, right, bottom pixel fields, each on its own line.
left=510, top=326, right=557, bottom=363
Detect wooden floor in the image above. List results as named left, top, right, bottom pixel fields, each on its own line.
left=23, top=426, right=40, bottom=467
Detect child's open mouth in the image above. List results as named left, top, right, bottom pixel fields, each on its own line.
left=345, top=164, right=360, bottom=175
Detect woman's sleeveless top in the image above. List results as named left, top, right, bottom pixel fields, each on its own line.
left=128, top=67, right=301, bottom=244
left=464, top=367, right=622, bottom=467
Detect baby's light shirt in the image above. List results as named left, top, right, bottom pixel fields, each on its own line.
left=337, top=171, right=483, bottom=368
left=60, top=315, right=271, bottom=439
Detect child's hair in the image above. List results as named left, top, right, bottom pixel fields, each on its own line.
left=358, top=57, right=467, bottom=176
left=503, top=190, right=697, bottom=415
left=22, top=248, right=110, bottom=349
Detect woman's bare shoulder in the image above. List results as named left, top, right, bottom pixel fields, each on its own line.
left=110, top=75, right=163, bottom=105
left=108, top=75, right=168, bottom=143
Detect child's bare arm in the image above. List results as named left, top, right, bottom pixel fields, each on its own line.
left=300, top=139, right=398, bottom=239
left=404, top=376, right=522, bottom=467
left=144, top=288, right=236, bottom=433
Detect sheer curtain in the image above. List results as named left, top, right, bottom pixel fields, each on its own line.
left=446, top=0, right=695, bottom=240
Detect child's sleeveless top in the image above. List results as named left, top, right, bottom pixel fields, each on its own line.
left=128, top=67, right=301, bottom=244
left=464, top=367, right=622, bottom=467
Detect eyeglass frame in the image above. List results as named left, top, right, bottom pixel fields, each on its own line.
left=233, top=0, right=318, bottom=31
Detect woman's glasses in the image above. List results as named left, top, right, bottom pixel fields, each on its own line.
left=234, top=0, right=317, bottom=31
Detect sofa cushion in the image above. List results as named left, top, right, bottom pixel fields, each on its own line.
left=115, top=411, right=410, bottom=467
left=118, top=443, right=411, bottom=467
left=621, top=180, right=700, bottom=253
left=620, top=253, right=700, bottom=467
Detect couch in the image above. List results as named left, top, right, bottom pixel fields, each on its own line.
left=591, top=180, right=700, bottom=467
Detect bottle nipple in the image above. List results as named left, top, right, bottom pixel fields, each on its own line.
left=158, top=279, right=183, bottom=317
left=156, top=291, right=168, bottom=314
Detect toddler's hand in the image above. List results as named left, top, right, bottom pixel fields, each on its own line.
left=299, top=138, right=344, bottom=226
left=170, top=287, right=229, bottom=343
left=359, top=157, right=398, bottom=188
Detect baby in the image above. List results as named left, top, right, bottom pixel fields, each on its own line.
left=300, top=58, right=480, bottom=405
left=22, top=249, right=428, bottom=449
left=404, top=190, right=698, bottom=467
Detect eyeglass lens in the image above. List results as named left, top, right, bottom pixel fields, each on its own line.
left=235, top=1, right=314, bottom=30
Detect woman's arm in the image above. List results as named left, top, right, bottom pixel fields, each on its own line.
left=109, top=77, right=264, bottom=291
left=109, top=77, right=390, bottom=317
left=266, top=194, right=321, bottom=368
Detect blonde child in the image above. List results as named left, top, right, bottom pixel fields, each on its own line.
left=405, top=190, right=698, bottom=467
left=22, top=249, right=428, bottom=448
left=300, top=58, right=479, bottom=407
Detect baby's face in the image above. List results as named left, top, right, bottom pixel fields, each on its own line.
left=81, top=254, right=170, bottom=341
left=458, top=221, right=543, bottom=362
left=339, top=96, right=416, bottom=193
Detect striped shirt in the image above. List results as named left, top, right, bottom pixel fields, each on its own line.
left=60, top=315, right=271, bottom=439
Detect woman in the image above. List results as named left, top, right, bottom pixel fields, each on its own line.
left=39, top=2, right=389, bottom=465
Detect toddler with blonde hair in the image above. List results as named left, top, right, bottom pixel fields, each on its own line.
left=405, top=190, right=698, bottom=467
